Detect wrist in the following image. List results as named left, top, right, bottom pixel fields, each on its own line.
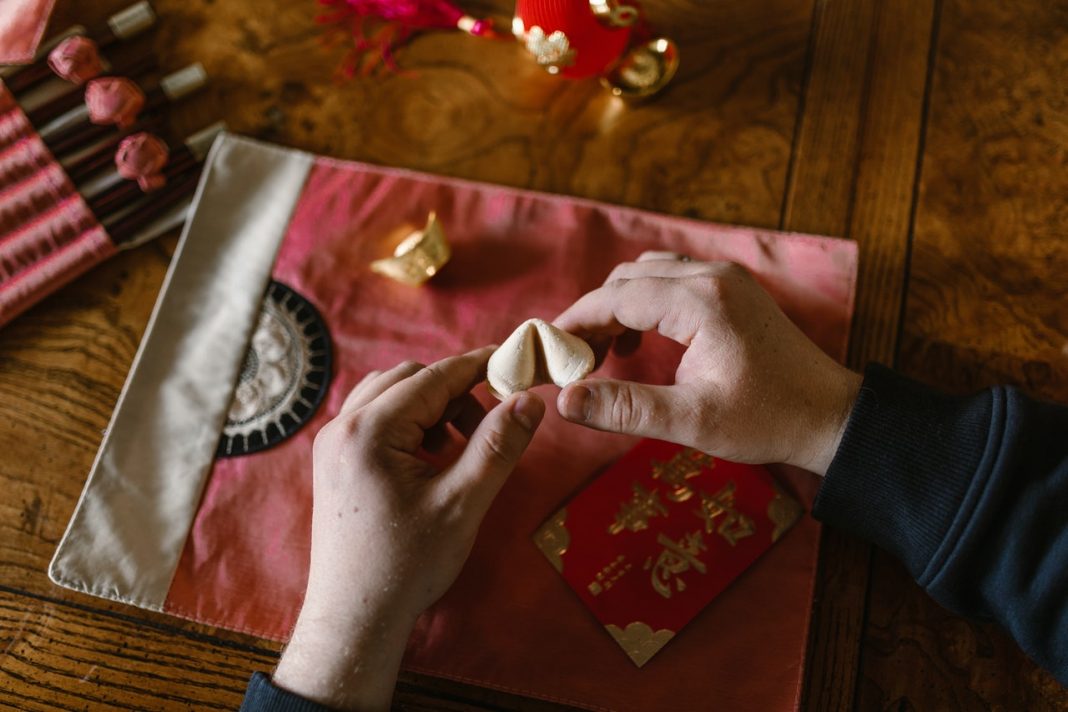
left=273, top=598, right=416, bottom=711
left=792, top=367, right=862, bottom=476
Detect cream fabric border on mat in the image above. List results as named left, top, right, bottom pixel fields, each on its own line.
left=49, top=134, right=314, bottom=609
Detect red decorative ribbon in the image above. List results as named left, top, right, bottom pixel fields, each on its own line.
left=47, top=36, right=104, bottom=84
left=115, top=132, right=168, bottom=191
left=85, top=77, right=145, bottom=129
left=318, top=0, right=495, bottom=75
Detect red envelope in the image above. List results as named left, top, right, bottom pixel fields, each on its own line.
left=535, top=439, right=803, bottom=667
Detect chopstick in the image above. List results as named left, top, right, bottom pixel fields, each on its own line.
left=83, top=121, right=223, bottom=213
left=42, top=63, right=207, bottom=152
left=25, top=54, right=157, bottom=128
left=3, top=2, right=157, bottom=96
left=62, top=114, right=164, bottom=183
left=105, top=168, right=200, bottom=245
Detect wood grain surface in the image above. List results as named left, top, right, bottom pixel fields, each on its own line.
left=859, top=0, right=1068, bottom=709
left=0, top=0, right=1065, bottom=709
left=782, top=2, right=937, bottom=708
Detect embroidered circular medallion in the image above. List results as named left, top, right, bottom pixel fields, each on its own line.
left=217, top=280, right=332, bottom=457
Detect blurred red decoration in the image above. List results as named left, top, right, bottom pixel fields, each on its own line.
left=512, top=0, right=635, bottom=78
left=317, top=0, right=495, bottom=75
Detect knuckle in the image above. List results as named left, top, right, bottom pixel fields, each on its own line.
left=478, top=426, right=517, bottom=464
left=418, top=365, right=451, bottom=398
left=320, top=411, right=366, bottom=443
left=605, top=262, right=635, bottom=284
left=607, top=386, right=645, bottom=433
left=312, top=422, right=335, bottom=452
left=720, top=260, right=748, bottom=278
left=397, top=359, right=424, bottom=373
left=691, top=269, right=733, bottom=304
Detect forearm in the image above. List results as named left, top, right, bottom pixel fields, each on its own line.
left=813, top=363, right=1068, bottom=683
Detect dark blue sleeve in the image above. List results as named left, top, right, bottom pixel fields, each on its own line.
left=813, top=363, right=1068, bottom=685
left=239, top=672, right=335, bottom=712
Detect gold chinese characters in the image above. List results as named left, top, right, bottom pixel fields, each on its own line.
left=644, top=531, right=708, bottom=599
left=651, top=448, right=714, bottom=502
left=608, top=481, right=667, bottom=534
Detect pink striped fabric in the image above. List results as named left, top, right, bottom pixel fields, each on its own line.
left=0, top=0, right=57, bottom=64
left=0, top=81, right=116, bottom=327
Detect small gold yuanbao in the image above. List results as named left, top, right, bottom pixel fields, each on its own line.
left=370, top=212, right=451, bottom=286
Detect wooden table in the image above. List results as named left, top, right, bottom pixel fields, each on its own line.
left=1, top=1, right=1066, bottom=709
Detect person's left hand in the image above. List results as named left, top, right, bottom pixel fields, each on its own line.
left=273, top=346, right=545, bottom=711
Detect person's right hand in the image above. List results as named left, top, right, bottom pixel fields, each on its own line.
left=553, top=252, right=862, bottom=475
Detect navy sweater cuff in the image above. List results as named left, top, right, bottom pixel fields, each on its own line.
left=813, top=363, right=994, bottom=581
left=239, top=672, right=334, bottom=712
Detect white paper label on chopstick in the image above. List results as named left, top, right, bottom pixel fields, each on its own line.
left=108, top=1, right=157, bottom=39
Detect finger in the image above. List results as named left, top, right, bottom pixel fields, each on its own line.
left=637, top=250, right=691, bottom=262
left=339, top=370, right=381, bottom=415
left=375, top=346, right=495, bottom=431
left=442, top=392, right=545, bottom=516
left=554, top=277, right=702, bottom=345
left=340, top=361, right=424, bottom=414
left=604, top=259, right=711, bottom=283
left=422, top=393, right=485, bottom=451
left=557, top=379, right=693, bottom=443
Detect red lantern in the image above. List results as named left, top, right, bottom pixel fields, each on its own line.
left=513, top=0, right=679, bottom=97
left=512, top=0, right=634, bottom=78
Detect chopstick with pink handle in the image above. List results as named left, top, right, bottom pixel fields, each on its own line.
left=3, top=2, right=157, bottom=96
left=87, top=122, right=223, bottom=216
left=61, top=114, right=164, bottom=183
left=25, top=54, right=157, bottom=128
left=105, top=167, right=201, bottom=245
left=41, top=64, right=207, bottom=153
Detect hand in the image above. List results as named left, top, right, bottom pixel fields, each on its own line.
left=554, top=253, right=861, bottom=474
left=273, top=347, right=545, bottom=711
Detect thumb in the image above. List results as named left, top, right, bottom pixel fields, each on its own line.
left=557, top=379, right=682, bottom=440
left=445, top=392, right=545, bottom=514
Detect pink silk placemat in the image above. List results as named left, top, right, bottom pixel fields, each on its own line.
left=0, top=0, right=57, bottom=64
left=164, top=157, right=857, bottom=711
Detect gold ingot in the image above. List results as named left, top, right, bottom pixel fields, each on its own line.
left=600, top=37, right=680, bottom=99
left=370, top=212, right=451, bottom=286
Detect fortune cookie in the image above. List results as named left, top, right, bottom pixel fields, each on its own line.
left=487, top=318, right=595, bottom=400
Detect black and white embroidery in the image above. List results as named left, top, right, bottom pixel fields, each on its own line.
left=217, top=280, right=331, bottom=457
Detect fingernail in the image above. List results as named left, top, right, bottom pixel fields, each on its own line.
left=512, top=393, right=544, bottom=430
left=560, top=385, right=592, bottom=422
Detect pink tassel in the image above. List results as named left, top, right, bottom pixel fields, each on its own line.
left=48, top=36, right=104, bottom=85
left=318, top=0, right=494, bottom=76
left=115, top=132, right=169, bottom=192
left=85, top=78, right=145, bottom=129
